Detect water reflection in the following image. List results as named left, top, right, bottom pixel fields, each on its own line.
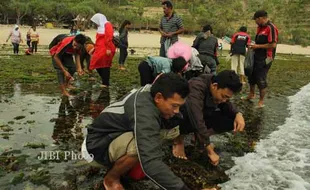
left=52, top=89, right=110, bottom=148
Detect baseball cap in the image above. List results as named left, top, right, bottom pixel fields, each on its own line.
left=252, top=10, right=268, bottom=20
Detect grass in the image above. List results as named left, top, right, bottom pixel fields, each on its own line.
left=1, top=52, right=310, bottom=97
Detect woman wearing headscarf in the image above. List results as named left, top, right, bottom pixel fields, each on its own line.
left=90, top=13, right=116, bottom=88
left=6, top=25, right=23, bottom=55
left=192, top=25, right=219, bottom=75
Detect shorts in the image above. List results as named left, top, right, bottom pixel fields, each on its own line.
left=52, top=54, right=76, bottom=84
left=108, top=126, right=180, bottom=163
left=248, top=59, right=272, bottom=89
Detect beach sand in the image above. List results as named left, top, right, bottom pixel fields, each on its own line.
left=1, top=24, right=309, bottom=55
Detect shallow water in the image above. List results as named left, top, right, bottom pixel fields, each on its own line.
left=0, top=83, right=115, bottom=189
left=0, top=81, right=305, bottom=190
left=221, top=83, right=310, bottom=190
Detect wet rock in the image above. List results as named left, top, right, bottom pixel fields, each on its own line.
left=0, top=124, right=13, bottom=132
left=1, top=133, right=13, bottom=139
left=30, top=111, right=35, bottom=115
left=24, top=143, right=46, bottom=149
left=29, top=169, right=51, bottom=186
left=49, top=118, right=57, bottom=122
left=26, top=120, right=35, bottom=124
left=11, top=172, right=25, bottom=185
left=14, top=116, right=26, bottom=120
left=0, top=167, right=6, bottom=177
left=77, top=175, right=86, bottom=183
left=8, top=121, right=14, bottom=124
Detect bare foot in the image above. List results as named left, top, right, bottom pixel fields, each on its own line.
left=88, top=77, right=96, bottom=81
left=172, top=143, right=187, bottom=160
left=257, top=100, right=265, bottom=108
left=103, top=178, right=124, bottom=190
left=66, top=84, right=76, bottom=90
left=241, top=94, right=255, bottom=100
left=62, top=91, right=71, bottom=97
left=100, top=84, right=108, bottom=88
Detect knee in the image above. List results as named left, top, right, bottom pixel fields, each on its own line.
left=257, top=79, right=267, bottom=89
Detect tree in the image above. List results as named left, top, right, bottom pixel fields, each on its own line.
left=0, top=0, right=12, bottom=24
left=9, top=0, right=29, bottom=24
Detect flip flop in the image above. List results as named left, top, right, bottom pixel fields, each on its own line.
left=240, top=96, right=255, bottom=100
left=255, top=104, right=265, bottom=108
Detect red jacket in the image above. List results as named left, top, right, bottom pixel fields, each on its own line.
left=90, top=22, right=116, bottom=70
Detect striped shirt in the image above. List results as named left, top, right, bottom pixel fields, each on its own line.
left=159, top=13, right=183, bottom=44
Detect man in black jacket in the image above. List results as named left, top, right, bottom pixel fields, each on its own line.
left=82, top=73, right=201, bottom=190
left=173, top=70, right=245, bottom=166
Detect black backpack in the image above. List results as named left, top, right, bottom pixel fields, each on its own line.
left=49, top=34, right=68, bottom=49
left=112, top=36, right=121, bottom=48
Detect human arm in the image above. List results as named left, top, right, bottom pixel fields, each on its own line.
left=6, top=32, right=12, bottom=42
left=53, top=54, right=73, bottom=80
left=134, top=94, right=189, bottom=190
left=158, top=18, right=167, bottom=37
left=74, top=54, right=84, bottom=75
left=218, top=102, right=245, bottom=132
left=249, top=25, right=277, bottom=50
left=166, top=16, right=184, bottom=37
left=104, top=22, right=114, bottom=55
left=249, top=42, right=276, bottom=49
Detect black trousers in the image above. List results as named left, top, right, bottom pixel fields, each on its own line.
left=96, top=68, right=110, bottom=86
left=12, top=43, right=19, bottom=54
left=119, top=47, right=128, bottom=65
left=138, top=61, right=155, bottom=86
left=26, top=40, right=31, bottom=48
left=31, top=41, right=38, bottom=53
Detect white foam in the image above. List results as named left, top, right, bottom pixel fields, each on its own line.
left=221, top=83, right=310, bottom=190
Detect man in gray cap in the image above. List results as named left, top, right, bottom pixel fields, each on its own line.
left=245, top=10, right=279, bottom=108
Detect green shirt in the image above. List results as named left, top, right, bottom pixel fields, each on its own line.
left=145, top=56, right=172, bottom=77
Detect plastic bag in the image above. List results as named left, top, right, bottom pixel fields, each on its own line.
left=244, top=49, right=254, bottom=77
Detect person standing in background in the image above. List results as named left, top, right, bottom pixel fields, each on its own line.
left=90, top=13, right=116, bottom=88
left=26, top=27, right=32, bottom=49
left=118, top=20, right=131, bottom=70
left=159, top=1, right=184, bottom=57
left=30, top=26, right=39, bottom=54
left=192, top=25, right=219, bottom=75
left=230, top=26, right=251, bottom=84
left=6, top=25, right=23, bottom=55
left=246, top=10, right=278, bottom=108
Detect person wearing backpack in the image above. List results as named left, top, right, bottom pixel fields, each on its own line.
left=49, top=34, right=86, bottom=96
left=90, top=13, right=116, bottom=88
left=118, top=20, right=131, bottom=71
left=6, top=25, right=23, bottom=55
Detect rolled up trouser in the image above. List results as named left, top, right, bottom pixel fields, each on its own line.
left=108, top=126, right=180, bottom=163
left=248, top=59, right=272, bottom=89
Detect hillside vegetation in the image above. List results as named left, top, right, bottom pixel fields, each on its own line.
left=0, top=0, right=309, bottom=46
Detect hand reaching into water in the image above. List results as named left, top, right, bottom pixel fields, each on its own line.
left=234, top=112, right=245, bottom=133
